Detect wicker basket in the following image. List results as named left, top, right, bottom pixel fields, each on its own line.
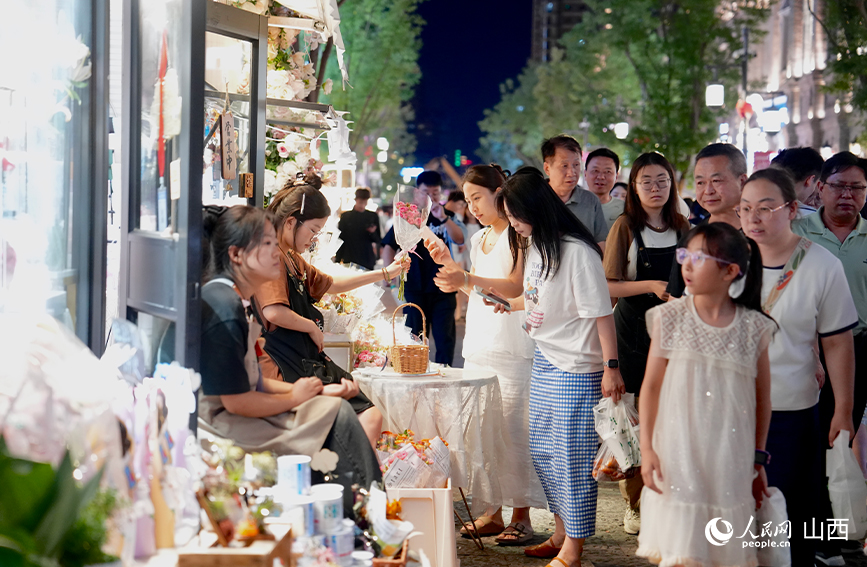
left=372, top=541, right=408, bottom=567
left=390, top=303, right=430, bottom=374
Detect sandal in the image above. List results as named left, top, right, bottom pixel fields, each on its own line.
left=459, top=519, right=505, bottom=538
left=524, top=537, right=562, bottom=558
left=495, top=522, right=534, bottom=546
left=546, top=559, right=569, bottom=567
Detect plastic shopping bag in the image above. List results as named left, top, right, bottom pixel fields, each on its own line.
left=592, top=393, right=641, bottom=482
left=827, top=430, right=867, bottom=540
left=756, top=487, right=791, bottom=567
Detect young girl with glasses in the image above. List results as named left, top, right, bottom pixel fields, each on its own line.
left=252, top=174, right=407, bottom=446
left=636, top=222, right=776, bottom=566
left=602, top=151, right=690, bottom=533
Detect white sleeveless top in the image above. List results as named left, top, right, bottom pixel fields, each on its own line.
left=463, top=227, right=535, bottom=362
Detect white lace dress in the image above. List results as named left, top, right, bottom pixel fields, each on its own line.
left=636, top=297, right=775, bottom=567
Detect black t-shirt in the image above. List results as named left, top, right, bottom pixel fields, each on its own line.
left=335, top=209, right=380, bottom=270
left=382, top=214, right=455, bottom=295
left=200, top=282, right=251, bottom=396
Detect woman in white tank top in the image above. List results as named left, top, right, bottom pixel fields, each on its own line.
left=428, top=164, right=546, bottom=545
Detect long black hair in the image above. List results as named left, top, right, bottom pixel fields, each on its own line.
left=496, top=166, right=602, bottom=279
left=202, top=204, right=274, bottom=282
left=683, top=223, right=773, bottom=321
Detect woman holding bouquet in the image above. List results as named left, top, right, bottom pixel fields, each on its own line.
left=253, top=174, right=407, bottom=446
left=498, top=167, right=624, bottom=566
left=427, top=164, right=546, bottom=545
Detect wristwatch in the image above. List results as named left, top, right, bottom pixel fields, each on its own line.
left=755, top=449, right=771, bottom=466
left=603, top=359, right=619, bottom=369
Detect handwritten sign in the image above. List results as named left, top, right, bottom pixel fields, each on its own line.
left=220, top=111, right=237, bottom=180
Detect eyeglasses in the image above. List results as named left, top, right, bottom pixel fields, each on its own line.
left=825, top=182, right=867, bottom=196
left=300, top=222, right=325, bottom=240
left=636, top=178, right=671, bottom=191
left=734, top=201, right=791, bottom=220
left=675, top=248, right=741, bottom=273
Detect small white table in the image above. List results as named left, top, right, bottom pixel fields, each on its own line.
left=354, top=367, right=507, bottom=518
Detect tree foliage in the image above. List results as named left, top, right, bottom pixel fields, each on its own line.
left=316, top=0, right=425, bottom=160
left=480, top=0, right=770, bottom=179
left=811, top=0, right=867, bottom=114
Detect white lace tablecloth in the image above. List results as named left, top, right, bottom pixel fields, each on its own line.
left=354, top=368, right=506, bottom=516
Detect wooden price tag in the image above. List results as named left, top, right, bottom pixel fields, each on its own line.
left=220, top=111, right=237, bottom=180
left=240, top=172, right=254, bottom=198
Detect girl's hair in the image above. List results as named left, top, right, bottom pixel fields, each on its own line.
left=202, top=204, right=274, bottom=282
left=463, top=163, right=509, bottom=192
left=496, top=166, right=602, bottom=278
left=746, top=167, right=797, bottom=204
left=683, top=223, right=772, bottom=320
left=267, top=172, right=331, bottom=232
left=625, top=152, right=689, bottom=234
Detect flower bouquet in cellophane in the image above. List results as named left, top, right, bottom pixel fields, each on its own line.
left=393, top=186, right=433, bottom=300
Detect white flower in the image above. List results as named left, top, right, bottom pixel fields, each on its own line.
left=267, top=39, right=279, bottom=61
left=239, top=0, right=267, bottom=14
left=280, top=160, right=299, bottom=177
left=322, top=78, right=333, bottom=95
left=277, top=143, right=290, bottom=158
left=291, top=52, right=306, bottom=69
left=264, top=169, right=278, bottom=196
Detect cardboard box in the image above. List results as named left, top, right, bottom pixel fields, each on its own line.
left=386, top=479, right=458, bottom=567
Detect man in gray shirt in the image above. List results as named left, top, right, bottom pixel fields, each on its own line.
left=541, top=135, right=609, bottom=250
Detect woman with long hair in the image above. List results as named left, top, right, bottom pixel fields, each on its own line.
left=602, top=151, right=689, bottom=534
left=426, top=164, right=546, bottom=545
left=253, top=174, right=407, bottom=446
left=499, top=167, right=624, bottom=566
left=197, top=204, right=382, bottom=514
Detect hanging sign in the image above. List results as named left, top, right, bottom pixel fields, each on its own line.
left=220, top=111, right=237, bottom=180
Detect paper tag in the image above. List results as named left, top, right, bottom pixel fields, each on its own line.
left=169, top=158, right=181, bottom=200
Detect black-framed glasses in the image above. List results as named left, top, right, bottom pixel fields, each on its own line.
left=636, top=178, right=671, bottom=191
left=734, top=201, right=791, bottom=220
left=825, top=182, right=867, bottom=196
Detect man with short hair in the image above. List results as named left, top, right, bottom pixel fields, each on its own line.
left=585, top=148, right=624, bottom=231
left=541, top=135, right=609, bottom=248
left=335, top=187, right=380, bottom=270
left=667, top=143, right=747, bottom=298
left=793, top=151, right=867, bottom=562
left=772, top=147, right=825, bottom=216
left=381, top=171, right=464, bottom=365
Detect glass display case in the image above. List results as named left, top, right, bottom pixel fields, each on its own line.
left=0, top=0, right=108, bottom=353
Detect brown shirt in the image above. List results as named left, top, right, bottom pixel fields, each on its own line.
left=603, top=216, right=635, bottom=282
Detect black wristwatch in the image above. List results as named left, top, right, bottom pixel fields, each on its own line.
left=755, top=449, right=771, bottom=466
left=603, top=359, right=619, bottom=369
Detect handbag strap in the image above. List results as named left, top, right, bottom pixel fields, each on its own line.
left=762, top=237, right=812, bottom=315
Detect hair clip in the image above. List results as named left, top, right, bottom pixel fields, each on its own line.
left=203, top=204, right=228, bottom=217
left=300, top=193, right=306, bottom=216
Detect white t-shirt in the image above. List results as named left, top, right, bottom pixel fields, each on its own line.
left=523, top=236, right=612, bottom=374
left=762, top=243, right=858, bottom=411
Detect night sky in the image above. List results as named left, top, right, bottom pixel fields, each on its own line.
left=411, top=0, right=532, bottom=167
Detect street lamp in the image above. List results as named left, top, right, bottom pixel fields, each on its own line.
left=705, top=84, right=725, bottom=107
left=614, top=122, right=629, bottom=140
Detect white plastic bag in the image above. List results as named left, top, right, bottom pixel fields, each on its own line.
left=756, top=487, right=791, bottom=567
left=592, top=393, right=641, bottom=481
left=826, top=430, right=867, bottom=539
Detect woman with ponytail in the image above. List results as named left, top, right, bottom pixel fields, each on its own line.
left=738, top=167, right=857, bottom=565
left=197, top=205, right=382, bottom=515
left=253, top=175, right=407, bottom=446
left=426, top=164, right=546, bottom=545
left=636, top=222, right=777, bottom=566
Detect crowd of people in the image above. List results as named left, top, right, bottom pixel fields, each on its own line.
left=190, top=133, right=866, bottom=567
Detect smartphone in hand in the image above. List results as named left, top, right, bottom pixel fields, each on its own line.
left=473, top=286, right=511, bottom=311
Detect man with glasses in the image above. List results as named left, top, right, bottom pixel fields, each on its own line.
left=667, top=143, right=747, bottom=298
left=585, top=148, right=624, bottom=231
left=382, top=171, right=463, bottom=365
left=793, top=151, right=867, bottom=561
